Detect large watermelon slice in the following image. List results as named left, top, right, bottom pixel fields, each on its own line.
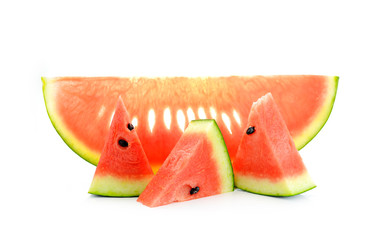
left=42, top=75, right=338, bottom=171
left=137, top=119, right=234, bottom=207
left=233, top=93, right=316, bottom=196
left=89, top=97, right=154, bottom=197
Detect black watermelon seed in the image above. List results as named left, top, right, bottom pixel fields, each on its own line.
left=118, top=139, right=129, bottom=147
left=190, top=186, right=200, bottom=195
left=127, top=123, right=134, bottom=131
left=246, top=126, right=255, bottom=135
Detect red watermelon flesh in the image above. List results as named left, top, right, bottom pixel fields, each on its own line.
left=42, top=75, right=338, bottom=171
left=89, top=97, right=154, bottom=197
left=137, top=119, right=234, bottom=207
left=233, top=93, right=315, bottom=196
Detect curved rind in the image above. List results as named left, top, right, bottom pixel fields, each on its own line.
left=89, top=175, right=152, bottom=197
left=42, top=76, right=339, bottom=166
left=294, top=76, right=339, bottom=149
left=237, top=185, right=317, bottom=197
left=235, top=171, right=316, bottom=197
left=191, top=119, right=234, bottom=192
left=42, top=77, right=100, bottom=165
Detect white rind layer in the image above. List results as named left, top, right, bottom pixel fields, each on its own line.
left=89, top=175, right=153, bottom=197
left=235, top=171, right=316, bottom=196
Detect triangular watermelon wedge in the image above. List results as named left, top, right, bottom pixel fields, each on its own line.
left=89, top=97, right=154, bottom=197
left=233, top=93, right=316, bottom=196
left=137, top=119, right=234, bottom=207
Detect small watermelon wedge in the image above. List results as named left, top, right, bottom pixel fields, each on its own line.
left=137, top=119, right=234, bottom=207
left=233, top=93, right=316, bottom=196
left=89, top=97, right=154, bottom=197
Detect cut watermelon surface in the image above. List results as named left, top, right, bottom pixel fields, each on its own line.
left=42, top=75, right=338, bottom=171
left=233, top=93, right=315, bottom=196
left=89, top=97, right=153, bottom=197
left=137, top=120, right=234, bottom=207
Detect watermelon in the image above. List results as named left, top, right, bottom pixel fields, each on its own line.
left=88, top=97, right=154, bottom=197
left=137, top=119, right=234, bottom=207
left=233, top=93, right=316, bottom=196
left=42, top=75, right=338, bottom=171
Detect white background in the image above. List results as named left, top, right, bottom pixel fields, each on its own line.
left=1, top=0, right=367, bottom=239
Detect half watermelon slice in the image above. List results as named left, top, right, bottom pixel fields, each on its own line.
left=42, top=75, right=338, bottom=171
left=233, top=93, right=316, bottom=196
left=137, top=119, right=234, bottom=207
left=89, top=97, right=154, bottom=197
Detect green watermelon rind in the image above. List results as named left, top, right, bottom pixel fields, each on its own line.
left=190, top=119, right=234, bottom=192
left=88, top=175, right=153, bottom=197
left=294, top=76, right=339, bottom=150
left=234, top=171, right=317, bottom=197
left=235, top=184, right=316, bottom=197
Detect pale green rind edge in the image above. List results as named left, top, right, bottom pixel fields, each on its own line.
left=295, top=76, right=339, bottom=150
left=235, top=172, right=316, bottom=197
left=42, top=77, right=100, bottom=165
left=190, top=119, right=235, bottom=192
left=237, top=185, right=316, bottom=197
left=89, top=175, right=152, bottom=197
